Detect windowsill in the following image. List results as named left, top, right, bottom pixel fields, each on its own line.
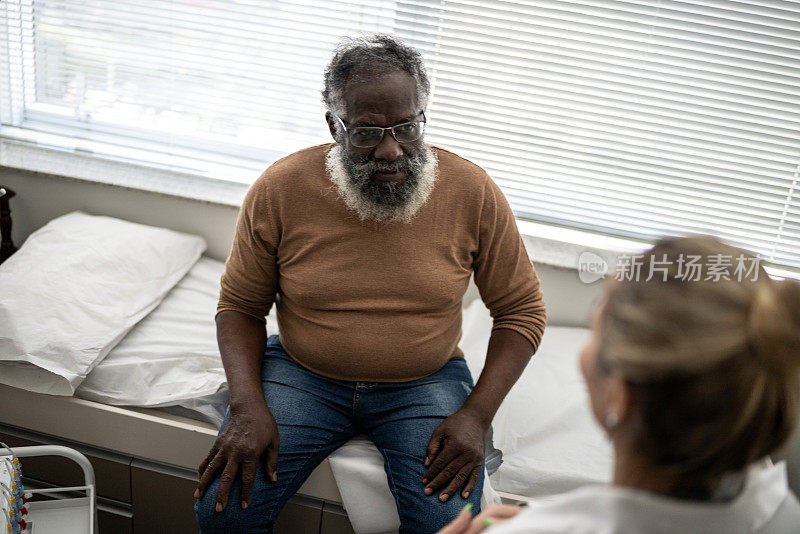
left=5, top=137, right=796, bottom=280
left=0, top=137, right=252, bottom=207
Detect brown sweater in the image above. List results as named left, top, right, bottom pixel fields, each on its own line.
left=218, top=143, right=546, bottom=382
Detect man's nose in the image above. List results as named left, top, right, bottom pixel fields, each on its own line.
left=373, top=131, right=403, bottom=162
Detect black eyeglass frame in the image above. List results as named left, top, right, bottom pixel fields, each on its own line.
left=334, top=110, right=427, bottom=148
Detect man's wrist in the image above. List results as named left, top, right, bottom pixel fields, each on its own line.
left=229, top=384, right=267, bottom=413
left=458, top=401, right=494, bottom=430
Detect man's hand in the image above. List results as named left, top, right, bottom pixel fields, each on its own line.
left=437, top=503, right=523, bottom=533
left=194, top=403, right=279, bottom=512
left=423, top=408, right=489, bottom=502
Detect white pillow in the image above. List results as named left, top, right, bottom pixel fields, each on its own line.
left=0, top=211, right=206, bottom=395
left=76, top=257, right=227, bottom=407
left=460, top=299, right=613, bottom=497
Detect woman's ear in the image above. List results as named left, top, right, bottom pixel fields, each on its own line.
left=603, top=374, right=633, bottom=432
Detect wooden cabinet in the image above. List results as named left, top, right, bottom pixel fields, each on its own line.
left=273, top=495, right=323, bottom=534
left=321, top=502, right=357, bottom=534
left=130, top=460, right=198, bottom=533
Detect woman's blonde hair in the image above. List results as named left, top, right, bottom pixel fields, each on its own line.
left=600, top=235, right=800, bottom=483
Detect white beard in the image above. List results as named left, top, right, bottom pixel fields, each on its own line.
left=325, top=144, right=438, bottom=223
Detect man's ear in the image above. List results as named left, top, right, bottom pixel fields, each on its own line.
left=325, top=111, right=339, bottom=142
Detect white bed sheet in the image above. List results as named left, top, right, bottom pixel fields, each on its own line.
left=460, top=299, right=613, bottom=497
left=76, top=257, right=229, bottom=409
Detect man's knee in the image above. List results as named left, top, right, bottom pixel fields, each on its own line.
left=401, top=491, right=483, bottom=534
left=387, top=455, right=485, bottom=533
left=434, top=494, right=483, bottom=525
left=194, top=484, right=274, bottom=534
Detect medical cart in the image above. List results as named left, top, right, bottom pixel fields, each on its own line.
left=2, top=444, right=96, bottom=534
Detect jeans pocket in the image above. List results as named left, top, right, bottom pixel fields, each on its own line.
left=444, top=356, right=474, bottom=388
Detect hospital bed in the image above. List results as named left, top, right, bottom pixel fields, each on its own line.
left=3, top=200, right=792, bottom=532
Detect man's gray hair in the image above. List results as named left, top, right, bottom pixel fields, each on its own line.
left=322, top=34, right=431, bottom=120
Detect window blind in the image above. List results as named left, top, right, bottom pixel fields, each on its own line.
left=2, top=0, right=799, bottom=270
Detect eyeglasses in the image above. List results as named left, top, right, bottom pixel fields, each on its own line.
left=334, top=111, right=426, bottom=148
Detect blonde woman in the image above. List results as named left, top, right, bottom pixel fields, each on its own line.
left=441, top=236, right=800, bottom=533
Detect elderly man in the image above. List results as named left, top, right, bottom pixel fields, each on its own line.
left=194, top=35, right=545, bottom=533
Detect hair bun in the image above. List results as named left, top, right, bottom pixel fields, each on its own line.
left=748, top=279, right=800, bottom=375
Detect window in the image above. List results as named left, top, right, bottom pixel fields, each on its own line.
left=2, top=0, right=799, bottom=270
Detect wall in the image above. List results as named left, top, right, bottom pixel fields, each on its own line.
left=0, top=167, right=239, bottom=262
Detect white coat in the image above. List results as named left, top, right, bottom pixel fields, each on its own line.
left=488, top=462, right=800, bottom=534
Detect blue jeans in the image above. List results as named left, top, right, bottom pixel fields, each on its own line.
left=195, top=335, right=484, bottom=533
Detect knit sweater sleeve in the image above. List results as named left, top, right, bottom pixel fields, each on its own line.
left=473, top=177, right=547, bottom=351
left=216, top=173, right=279, bottom=322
